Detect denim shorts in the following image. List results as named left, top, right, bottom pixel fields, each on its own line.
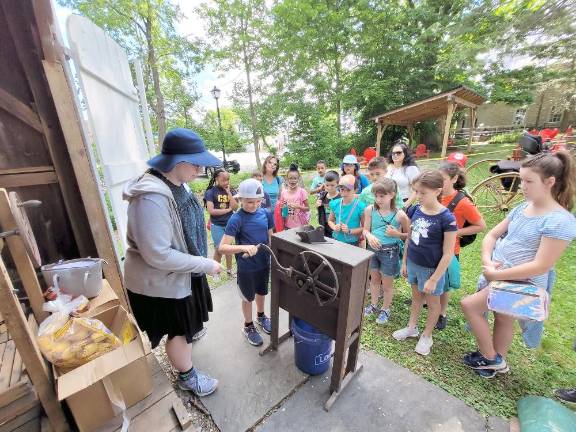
left=407, top=260, right=446, bottom=296
left=369, top=244, right=400, bottom=277
left=210, top=223, right=226, bottom=248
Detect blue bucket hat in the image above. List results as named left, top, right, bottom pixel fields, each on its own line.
left=147, top=128, right=222, bottom=172
left=340, top=154, right=359, bottom=171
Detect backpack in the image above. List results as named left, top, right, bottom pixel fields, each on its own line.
left=446, top=191, right=477, bottom=248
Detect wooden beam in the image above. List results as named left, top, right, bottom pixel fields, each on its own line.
left=468, top=107, right=476, bottom=152
left=0, top=256, right=69, bottom=432
left=372, top=88, right=463, bottom=121
left=407, top=124, right=415, bottom=147
left=43, top=60, right=128, bottom=310
left=441, top=102, right=456, bottom=158
left=3, top=0, right=97, bottom=259
left=0, top=189, right=48, bottom=323
left=375, top=124, right=383, bottom=156
left=0, top=171, right=58, bottom=188
left=453, top=95, right=477, bottom=109
left=0, top=87, right=43, bottom=133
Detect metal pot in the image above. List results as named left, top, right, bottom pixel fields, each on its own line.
left=41, top=258, right=106, bottom=298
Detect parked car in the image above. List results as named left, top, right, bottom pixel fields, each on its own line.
left=205, top=159, right=240, bottom=178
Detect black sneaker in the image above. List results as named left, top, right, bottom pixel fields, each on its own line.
left=475, top=366, right=509, bottom=379
left=463, top=351, right=507, bottom=371
left=435, top=315, right=448, bottom=330
left=554, top=388, right=576, bottom=404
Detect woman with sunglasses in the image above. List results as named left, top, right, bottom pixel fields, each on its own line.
left=386, top=141, right=420, bottom=206
left=327, top=174, right=366, bottom=246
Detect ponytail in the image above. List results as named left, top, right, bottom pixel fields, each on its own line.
left=203, top=168, right=227, bottom=208
left=438, top=162, right=467, bottom=190
left=521, top=150, right=575, bottom=210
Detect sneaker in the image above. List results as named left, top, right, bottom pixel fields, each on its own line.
left=256, top=314, right=272, bottom=335
left=226, top=269, right=236, bottom=278
left=415, top=335, right=433, bottom=356
left=392, top=326, right=419, bottom=341
left=554, top=387, right=576, bottom=404
left=212, top=274, right=221, bottom=282
left=243, top=324, right=263, bottom=346
left=177, top=369, right=218, bottom=397
left=191, top=327, right=207, bottom=342
left=364, top=304, right=379, bottom=317
left=375, top=309, right=390, bottom=325
left=462, top=351, right=507, bottom=371
left=435, top=315, right=448, bottom=330
left=475, top=366, right=510, bottom=379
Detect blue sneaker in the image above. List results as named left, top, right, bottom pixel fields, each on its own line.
left=243, top=324, right=263, bottom=346
left=375, top=309, right=390, bottom=324
left=256, top=314, right=272, bottom=334
left=475, top=366, right=510, bottom=379
left=177, top=368, right=218, bottom=396
left=463, top=351, right=507, bottom=371
left=364, top=304, right=379, bottom=317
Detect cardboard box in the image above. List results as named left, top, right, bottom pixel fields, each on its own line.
left=55, top=305, right=152, bottom=432
left=81, top=279, right=120, bottom=317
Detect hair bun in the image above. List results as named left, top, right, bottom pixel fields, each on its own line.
left=289, top=163, right=299, bottom=171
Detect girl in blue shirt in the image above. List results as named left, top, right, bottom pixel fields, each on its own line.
left=461, top=151, right=576, bottom=378
left=393, top=171, right=457, bottom=356
left=362, top=179, right=410, bottom=324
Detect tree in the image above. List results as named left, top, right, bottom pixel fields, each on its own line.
left=60, top=0, right=201, bottom=145
left=267, top=0, right=361, bottom=137
left=196, top=108, right=248, bottom=154
left=199, top=0, right=271, bottom=169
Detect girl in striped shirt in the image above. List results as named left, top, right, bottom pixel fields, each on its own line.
left=461, top=151, right=576, bottom=378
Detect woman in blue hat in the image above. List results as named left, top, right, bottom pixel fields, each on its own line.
left=123, top=128, right=222, bottom=397
left=340, top=154, right=370, bottom=193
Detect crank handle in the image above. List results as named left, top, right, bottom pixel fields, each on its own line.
left=18, top=200, right=42, bottom=208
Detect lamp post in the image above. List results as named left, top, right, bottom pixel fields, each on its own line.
left=210, top=86, right=226, bottom=163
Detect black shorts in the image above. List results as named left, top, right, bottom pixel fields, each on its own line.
left=237, top=268, right=270, bottom=302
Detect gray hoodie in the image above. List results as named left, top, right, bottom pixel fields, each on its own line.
left=123, top=173, right=215, bottom=299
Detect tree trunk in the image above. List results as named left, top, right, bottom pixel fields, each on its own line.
left=334, top=50, right=342, bottom=137
left=145, top=13, right=166, bottom=146
left=241, top=41, right=261, bottom=169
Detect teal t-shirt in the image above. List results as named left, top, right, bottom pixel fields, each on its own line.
left=310, top=174, right=325, bottom=191
left=329, top=197, right=366, bottom=244
left=370, top=208, right=401, bottom=246
left=359, top=183, right=404, bottom=208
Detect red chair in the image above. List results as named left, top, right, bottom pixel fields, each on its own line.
left=529, top=129, right=539, bottom=136
left=414, top=144, right=430, bottom=159
left=363, top=146, right=377, bottom=163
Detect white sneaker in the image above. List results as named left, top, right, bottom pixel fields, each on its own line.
left=392, top=326, right=419, bottom=341
left=212, top=274, right=221, bottom=282
left=415, top=335, right=433, bottom=356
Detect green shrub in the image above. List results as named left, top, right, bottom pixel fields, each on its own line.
left=488, top=131, right=523, bottom=144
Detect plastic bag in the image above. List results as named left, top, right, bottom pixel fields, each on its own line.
left=37, top=312, right=121, bottom=370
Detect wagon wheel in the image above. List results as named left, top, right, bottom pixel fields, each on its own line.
left=471, top=173, right=523, bottom=223
left=465, top=159, right=501, bottom=189
left=292, top=250, right=339, bottom=307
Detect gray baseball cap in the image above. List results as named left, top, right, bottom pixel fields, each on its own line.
left=234, top=178, right=264, bottom=199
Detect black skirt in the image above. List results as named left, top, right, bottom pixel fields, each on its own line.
left=127, top=275, right=213, bottom=348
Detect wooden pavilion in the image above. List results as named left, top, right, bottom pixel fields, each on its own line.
left=371, top=86, right=486, bottom=157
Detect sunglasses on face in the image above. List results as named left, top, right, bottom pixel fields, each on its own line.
left=337, top=184, right=354, bottom=192
left=392, top=151, right=404, bottom=156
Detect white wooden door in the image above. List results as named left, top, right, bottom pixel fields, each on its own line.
left=66, top=15, right=153, bottom=258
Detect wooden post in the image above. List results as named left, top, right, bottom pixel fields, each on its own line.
left=407, top=124, right=415, bottom=147
left=467, top=107, right=476, bottom=153
left=42, top=61, right=128, bottom=310
left=0, top=189, right=48, bottom=323
left=0, top=254, right=69, bottom=432
left=441, top=101, right=456, bottom=158
left=375, top=123, right=387, bottom=156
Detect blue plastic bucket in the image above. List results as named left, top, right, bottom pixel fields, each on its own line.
left=291, top=317, right=333, bottom=375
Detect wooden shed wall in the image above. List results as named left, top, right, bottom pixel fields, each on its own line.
left=0, top=0, right=97, bottom=267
